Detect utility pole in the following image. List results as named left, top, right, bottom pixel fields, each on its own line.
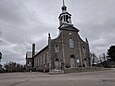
left=0, top=52, right=2, bottom=63
left=0, top=31, right=2, bottom=42
left=0, top=31, right=2, bottom=63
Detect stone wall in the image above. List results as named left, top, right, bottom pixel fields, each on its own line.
left=64, top=67, right=110, bottom=74
left=0, top=64, right=3, bottom=72
left=34, top=47, right=49, bottom=71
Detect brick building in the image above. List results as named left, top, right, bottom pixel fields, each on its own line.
left=26, top=1, right=91, bottom=72
left=26, top=44, right=37, bottom=71
left=26, top=52, right=33, bottom=71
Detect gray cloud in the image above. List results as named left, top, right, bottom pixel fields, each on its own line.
left=0, top=0, right=115, bottom=64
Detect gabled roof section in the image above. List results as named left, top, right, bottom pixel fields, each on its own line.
left=26, top=52, right=32, bottom=59
left=33, top=45, right=48, bottom=58
left=58, top=24, right=79, bottom=32
left=26, top=52, right=37, bottom=59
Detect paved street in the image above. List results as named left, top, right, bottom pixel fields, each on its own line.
left=0, top=70, right=115, bottom=86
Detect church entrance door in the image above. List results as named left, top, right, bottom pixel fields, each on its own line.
left=84, top=58, right=87, bottom=67
left=70, top=55, right=76, bottom=68
left=54, top=59, right=60, bottom=70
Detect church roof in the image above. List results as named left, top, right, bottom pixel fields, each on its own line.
left=26, top=52, right=37, bottom=59
left=26, top=52, right=32, bottom=59
left=33, top=45, right=48, bottom=58
left=58, top=12, right=71, bottom=19
left=58, top=24, right=79, bottom=32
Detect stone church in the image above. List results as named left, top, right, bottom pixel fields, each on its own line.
left=26, top=0, right=91, bottom=72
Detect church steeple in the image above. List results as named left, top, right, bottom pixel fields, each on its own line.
left=59, top=0, right=73, bottom=27
left=62, top=0, right=67, bottom=12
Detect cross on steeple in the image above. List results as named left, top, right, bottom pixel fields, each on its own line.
left=63, top=0, right=65, bottom=6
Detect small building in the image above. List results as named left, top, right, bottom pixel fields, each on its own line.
left=26, top=1, right=91, bottom=72
left=26, top=52, right=33, bottom=71
left=26, top=44, right=37, bottom=71
left=98, top=60, right=115, bottom=68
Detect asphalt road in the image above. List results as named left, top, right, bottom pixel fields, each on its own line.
left=0, top=70, right=115, bottom=86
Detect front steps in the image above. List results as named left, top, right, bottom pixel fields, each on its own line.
left=48, top=69, right=64, bottom=75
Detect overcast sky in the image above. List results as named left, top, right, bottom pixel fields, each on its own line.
left=0, top=0, right=115, bottom=64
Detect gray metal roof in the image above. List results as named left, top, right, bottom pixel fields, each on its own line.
left=26, top=52, right=32, bottom=59
left=26, top=52, right=37, bottom=59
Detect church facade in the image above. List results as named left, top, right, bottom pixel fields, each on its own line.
left=29, top=1, right=91, bottom=72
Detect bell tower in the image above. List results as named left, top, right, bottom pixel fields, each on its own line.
left=59, top=0, right=73, bottom=28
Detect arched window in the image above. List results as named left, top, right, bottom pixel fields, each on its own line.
left=69, top=39, right=74, bottom=48
left=84, top=58, right=87, bottom=67
left=40, top=56, right=42, bottom=65
left=43, top=54, right=45, bottom=64
left=55, top=45, right=59, bottom=52
left=83, top=46, right=86, bottom=53
left=38, top=57, right=40, bottom=66
left=66, top=15, right=69, bottom=23
left=47, top=52, right=49, bottom=63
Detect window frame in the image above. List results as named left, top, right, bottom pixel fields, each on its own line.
left=68, top=39, right=74, bottom=48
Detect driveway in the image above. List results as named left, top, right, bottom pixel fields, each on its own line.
left=0, top=70, right=115, bottom=86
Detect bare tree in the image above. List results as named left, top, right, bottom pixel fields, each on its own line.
left=91, top=53, right=98, bottom=66
left=4, top=61, right=26, bottom=72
